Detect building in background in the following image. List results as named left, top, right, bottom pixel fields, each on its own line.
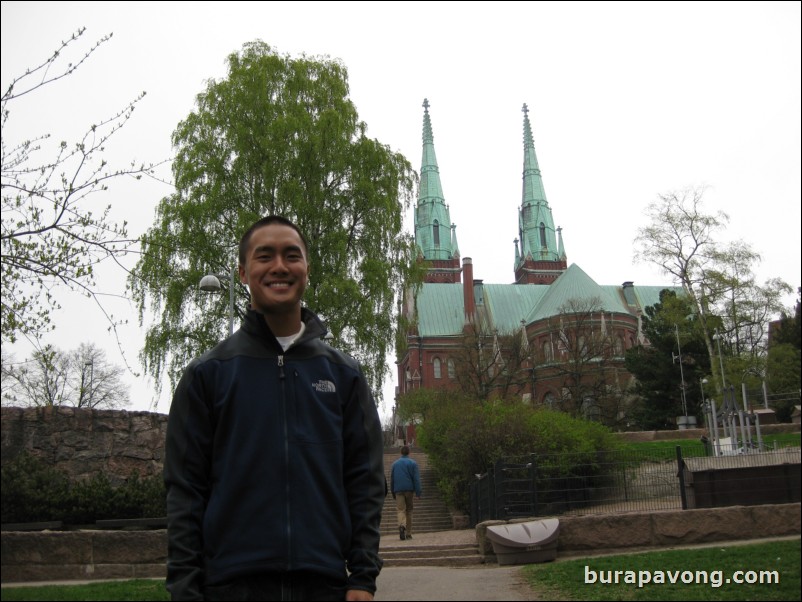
left=394, top=100, right=676, bottom=442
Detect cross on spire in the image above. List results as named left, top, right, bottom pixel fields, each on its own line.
left=522, top=103, right=529, bottom=116
left=423, top=98, right=430, bottom=110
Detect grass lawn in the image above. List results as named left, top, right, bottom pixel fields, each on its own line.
left=2, top=539, right=799, bottom=601
left=523, top=538, right=801, bottom=601
left=0, top=579, right=169, bottom=601
left=615, top=432, right=800, bottom=456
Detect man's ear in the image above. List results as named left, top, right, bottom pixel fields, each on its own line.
left=238, top=264, right=247, bottom=285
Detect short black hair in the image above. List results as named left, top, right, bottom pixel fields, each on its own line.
left=238, top=215, right=309, bottom=266
left=401, top=445, right=410, bottom=456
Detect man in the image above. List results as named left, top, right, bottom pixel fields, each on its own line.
left=390, top=446, right=422, bottom=541
left=164, top=216, right=385, bottom=601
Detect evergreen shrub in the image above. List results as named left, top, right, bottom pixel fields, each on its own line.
left=1, top=452, right=166, bottom=525
left=399, top=389, right=621, bottom=512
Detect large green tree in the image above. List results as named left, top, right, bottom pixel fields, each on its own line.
left=625, top=290, right=711, bottom=430
left=128, top=41, right=420, bottom=400
left=765, top=289, right=801, bottom=420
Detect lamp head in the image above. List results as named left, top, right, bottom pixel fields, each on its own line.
left=199, top=274, right=222, bottom=292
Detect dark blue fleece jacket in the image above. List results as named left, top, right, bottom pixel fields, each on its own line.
left=164, top=309, right=384, bottom=600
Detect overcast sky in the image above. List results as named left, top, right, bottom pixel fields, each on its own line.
left=2, top=1, right=800, bottom=421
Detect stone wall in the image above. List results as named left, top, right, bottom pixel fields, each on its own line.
left=474, top=502, right=801, bottom=559
left=613, top=422, right=800, bottom=442
left=2, top=503, right=800, bottom=583
left=0, top=407, right=167, bottom=485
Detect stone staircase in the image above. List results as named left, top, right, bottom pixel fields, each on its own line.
left=380, top=448, right=453, bottom=536
left=380, top=448, right=483, bottom=566
left=380, top=541, right=483, bottom=567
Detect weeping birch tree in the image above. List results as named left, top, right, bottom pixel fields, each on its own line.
left=128, top=41, right=421, bottom=400
left=634, top=187, right=792, bottom=393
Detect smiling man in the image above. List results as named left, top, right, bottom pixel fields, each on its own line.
left=164, top=216, right=385, bottom=601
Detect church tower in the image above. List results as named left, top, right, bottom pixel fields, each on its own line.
left=514, top=103, right=567, bottom=284
left=414, top=99, right=461, bottom=283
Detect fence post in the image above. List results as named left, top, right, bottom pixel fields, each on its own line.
left=529, top=453, right=538, bottom=517
left=494, top=458, right=506, bottom=519
left=676, top=445, right=688, bottom=510
left=488, top=464, right=497, bottom=521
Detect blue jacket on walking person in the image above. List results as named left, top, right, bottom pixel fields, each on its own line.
left=390, top=447, right=421, bottom=497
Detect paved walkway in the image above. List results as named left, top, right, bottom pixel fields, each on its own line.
left=376, top=528, right=538, bottom=600
left=375, top=565, right=538, bottom=601
left=379, top=528, right=477, bottom=549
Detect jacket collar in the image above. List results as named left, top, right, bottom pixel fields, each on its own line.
left=242, top=307, right=328, bottom=347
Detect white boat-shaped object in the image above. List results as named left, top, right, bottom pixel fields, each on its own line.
left=485, top=518, right=560, bottom=565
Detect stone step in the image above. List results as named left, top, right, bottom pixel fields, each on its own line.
left=380, top=523, right=455, bottom=536
left=379, top=544, right=484, bottom=567
left=382, top=555, right=485, bottom=568
left=384, top=501, right=449, bottom=510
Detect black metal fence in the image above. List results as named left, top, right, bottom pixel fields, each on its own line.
left=469, top=447, right=695, bottom=526
left=469, top=445, right=802, bottom=526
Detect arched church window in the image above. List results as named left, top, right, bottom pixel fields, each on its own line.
left=433, top=220, right=440, bottom=246
left=542, top=340, right=553, bottom=362
left=447, top=359, right=456, bottom=379
left=578, top=335, right=587, bottom=357
left=539, top=222, right=547, bottom=247
left=433, top=357, right=442, bottom=379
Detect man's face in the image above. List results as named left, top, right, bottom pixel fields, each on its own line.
left=239, top=223, right=310, bottom=319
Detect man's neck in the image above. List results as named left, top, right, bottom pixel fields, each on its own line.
left=262, top=310, right=303, bottom=338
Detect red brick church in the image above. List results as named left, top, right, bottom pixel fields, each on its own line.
left=394, top=100, right=676, bottom=440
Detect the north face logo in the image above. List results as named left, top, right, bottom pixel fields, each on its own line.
left=312, top=380, right=336, bottom=393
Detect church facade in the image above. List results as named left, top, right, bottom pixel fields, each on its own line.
left=395, top=100, right=675, bottom=428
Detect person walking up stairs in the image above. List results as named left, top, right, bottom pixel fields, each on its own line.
left=380, top=448, right=454, bottom=536
left=390, top=446, right=421, bottom=540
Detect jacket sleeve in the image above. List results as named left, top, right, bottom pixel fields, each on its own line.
left=164, top=361, right=213, bottom=601
left=341, top=368, right=385, bottom=594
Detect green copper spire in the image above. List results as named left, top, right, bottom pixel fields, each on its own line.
left=416, top=99, right=458, bottom=261
left=516, top=103, right=559, bottom=266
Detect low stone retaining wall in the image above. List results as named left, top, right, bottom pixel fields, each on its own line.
left=3, top=503, right=799, bottom=583
left=475, top=502, right=801, bottom=560
left=613, top=422, right=799, bottom=442
left=1, top=529, right=167, bottom=583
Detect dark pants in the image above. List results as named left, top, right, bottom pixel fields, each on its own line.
left=203, top=571, right=347, bottom=601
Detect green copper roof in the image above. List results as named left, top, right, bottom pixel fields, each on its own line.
left=483, top=284, right=549, bottom=333
left=412, top=265, right=681, bottom=338
left=415, top=99, right=458, bottom=260
left=526, top=264, right=629, bottom=323
left=517, top=103, right=560, bottom=266
left=415, top=283, right=466, bottom=336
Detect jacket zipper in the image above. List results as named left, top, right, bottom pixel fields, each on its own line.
left=279, top=354, right=292, bottom=567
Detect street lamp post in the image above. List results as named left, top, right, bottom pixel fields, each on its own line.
left=713, top=328, right=727, bottom=390
left=200, top=264, right=237, bottom=336
left=699, top=377, right=708, bottom=403
left=672, top=324, right=688, bottom=417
